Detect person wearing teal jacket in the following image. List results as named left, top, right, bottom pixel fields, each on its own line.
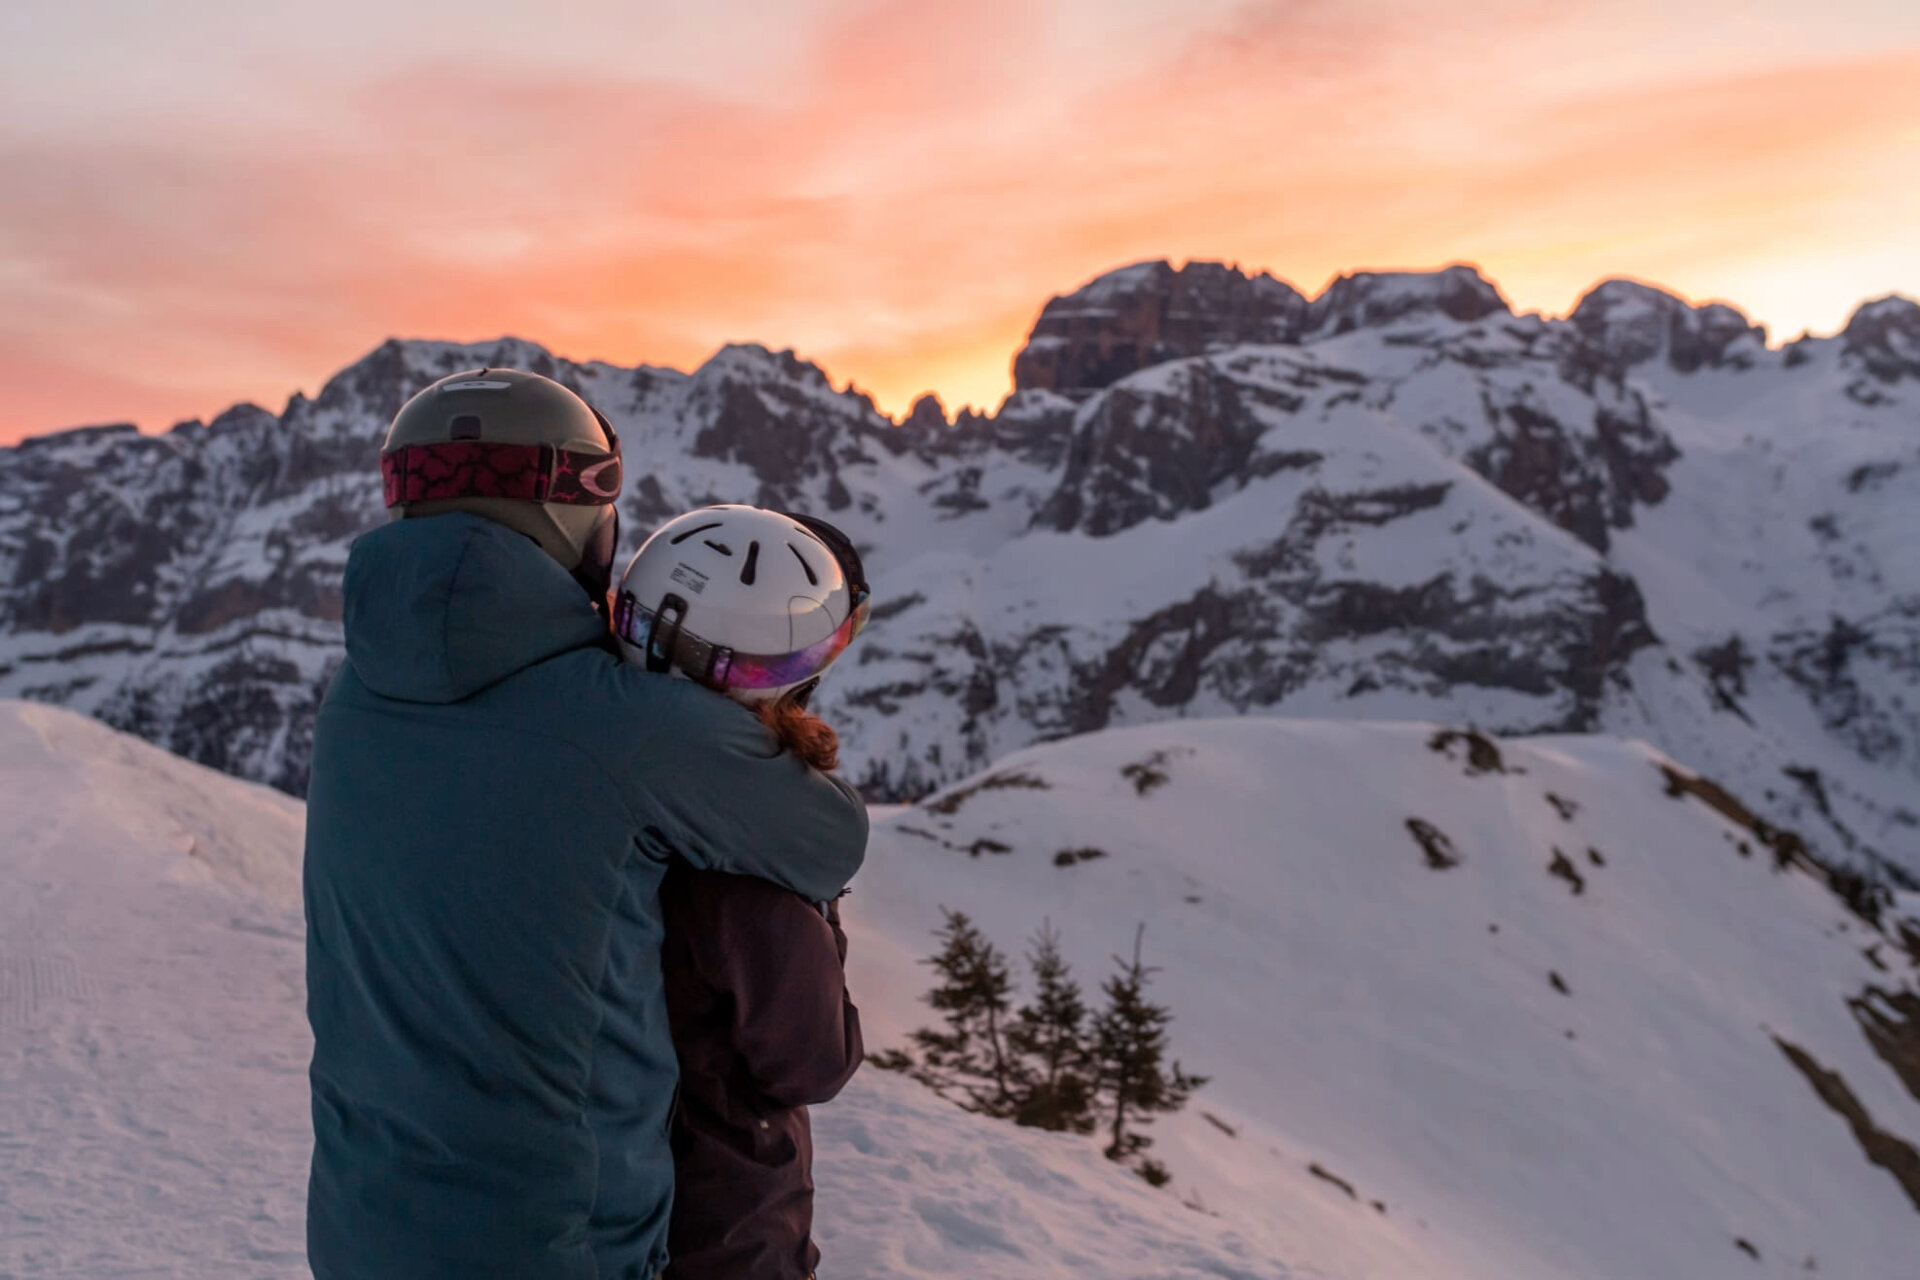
left=303, top=370, right=869, bottom=1280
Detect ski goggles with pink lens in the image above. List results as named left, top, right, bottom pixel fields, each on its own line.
left=613, top=511, right=871, bottom=691
left=380, top=407, right=623, bottom=508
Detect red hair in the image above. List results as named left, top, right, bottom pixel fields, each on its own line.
left=756, top=699, right=841, bottom=773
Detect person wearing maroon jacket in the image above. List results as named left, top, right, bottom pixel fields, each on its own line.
left=660, top=697, right=864, bottom=1280
left=610, top=504, right=878, bottom=1280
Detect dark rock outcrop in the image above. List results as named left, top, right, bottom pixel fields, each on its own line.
left=1304, top=265, right=1510, bottom=336
left=1569, top=279, right=1768, bottom=372
left=901, top=393, right=949, bottom=431
left=687, top=344, right=894, bottom=510
left=1034, top=362, right=1304, bottom=536
left=1012, top=260, right=1307, bottom=397
left=1461, top=392, right=1678, bottom=554
left=1842, top=296, right=1920, bottom=383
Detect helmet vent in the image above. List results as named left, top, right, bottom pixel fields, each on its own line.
left=670, top=521, right=722, bottom=545
left=702, top=540, right=733, bottom=556
left=740, top=540, right=760, bottom=585
left=788, top=543, right=819, bottom=585
left=449, top=414, right=483, bottom=440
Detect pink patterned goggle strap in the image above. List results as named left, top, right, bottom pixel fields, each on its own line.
left=381, top=440, right=622, bottom=509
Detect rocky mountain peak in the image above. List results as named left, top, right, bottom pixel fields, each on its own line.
left=1304, top=264, right=1510, bottom=336
left=695, top=342, right=838, bottom=394
left=1011, top=259, right=1308, bottom=398
left=13, top=422, right=139, bottom=454
left=1841, top=294, right=1920, bottom=382
left=901, top=393, right=950, bottom=431
left=206, top=403, right=278, bottom=436
left=1568, top=278, right=1768, bottom=372
left=311, top=336, right=579, bottom=426
left=683, top=342, right=894, bottom=508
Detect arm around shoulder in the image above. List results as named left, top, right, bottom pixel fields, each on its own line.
left=616, top=672, right=868, bottom=900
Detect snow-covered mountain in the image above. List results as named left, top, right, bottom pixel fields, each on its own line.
left=2, top=261, right=1916, bottom=885
left=5, top=700, right=1915, bottom=1278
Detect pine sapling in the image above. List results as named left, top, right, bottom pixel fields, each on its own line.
left=1090, top=924, right=1206, bottom=1178
left=1008, top=919, right=1096, bottom=1133
left=910, top=908, right=1023, bottom=1115
left=909, top=908, right=983, bottom=1092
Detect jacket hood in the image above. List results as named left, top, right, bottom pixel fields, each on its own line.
left=342, top=513, right=609, bottom=704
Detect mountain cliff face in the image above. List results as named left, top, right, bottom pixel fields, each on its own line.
left=1012, top=260, right=1308, bottom=397
left=2, top=263, right=1916, bottom=880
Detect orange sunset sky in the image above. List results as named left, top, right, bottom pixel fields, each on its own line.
left=3, top=0, right=1917, bottom=443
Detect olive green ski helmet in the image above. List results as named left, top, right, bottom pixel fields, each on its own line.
left=381, top=368, right=623, bottom=588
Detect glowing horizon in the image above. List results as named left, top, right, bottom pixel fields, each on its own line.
left=3, top=0, right=1917, bottom=441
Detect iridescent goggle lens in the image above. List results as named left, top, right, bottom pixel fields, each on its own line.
left=721, top=592, right=870, bottom=690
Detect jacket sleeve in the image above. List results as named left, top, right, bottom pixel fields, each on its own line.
left=620, top=673, right=868, bottom=901
left=699, top=882, right=864, bottom=1109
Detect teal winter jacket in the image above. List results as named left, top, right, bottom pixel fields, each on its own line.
left=303, top=513, right=868, bottom=1280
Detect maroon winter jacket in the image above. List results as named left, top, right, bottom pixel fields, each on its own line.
left=660, top=864, right=863, bottom=1280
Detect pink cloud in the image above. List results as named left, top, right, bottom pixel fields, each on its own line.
left=2, top=0, right=1916, bottom=441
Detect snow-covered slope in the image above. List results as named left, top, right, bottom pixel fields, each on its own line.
left=6, top=700, right=1916, bottom=1278
left=850, top=717, right=1920, bottom=1280
left=3, top=263, right=1917, bottom=887
left=0, top=700, right=310, bottom=1276
left=0, top=701, right=1288, bottom=1279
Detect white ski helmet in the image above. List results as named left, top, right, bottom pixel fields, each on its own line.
left=613, top=505, right=871, bottom=706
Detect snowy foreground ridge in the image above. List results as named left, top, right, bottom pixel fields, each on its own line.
left=4, top=700, right=1918, bottom=1278
left=0, top=702, right=1276, bottom=1280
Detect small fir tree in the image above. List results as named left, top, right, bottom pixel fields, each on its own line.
left=1090, top=924, right=1206, bottom=1174
left=1007, top=920, right=1096, bottom=1134
left=910, top=908, right=1023, bottom=1115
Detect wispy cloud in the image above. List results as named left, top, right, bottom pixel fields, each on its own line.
left=2, top=0, right=1916, bottom=439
